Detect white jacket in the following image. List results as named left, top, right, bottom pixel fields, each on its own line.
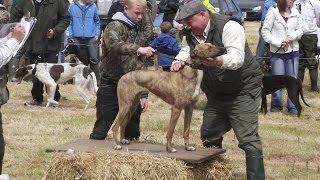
left=293, top=0, right=320, bottom=34
left=261, top=6, right=303, bottom=53
left=0, top=37, right=19, bottom=68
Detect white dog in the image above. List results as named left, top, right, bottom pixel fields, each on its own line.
left=15, top=63, right=98, bottom=109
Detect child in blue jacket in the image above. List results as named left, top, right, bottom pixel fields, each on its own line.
left=150, top=21, right=181, bottom=71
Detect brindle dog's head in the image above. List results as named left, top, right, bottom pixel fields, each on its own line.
left=190, top=43, right=226, bottom=64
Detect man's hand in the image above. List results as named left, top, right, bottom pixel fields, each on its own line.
left=170, top=61, right=185, bottom=71
left=201, top=56, right=223, bottom=67
left=140, top=97, right=148, bottom=113
left=47, top=29, right=54, bottom=39
left=10, top=23, right=25, bottom=43
left=137, top=47, right=155, bottom=57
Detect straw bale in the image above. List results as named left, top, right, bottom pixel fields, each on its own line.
left=191, top=156, right=232, bottom=180
left=43, top=151, right=231, bottom=180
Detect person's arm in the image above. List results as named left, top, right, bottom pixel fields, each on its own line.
left=50, top=0, right=71, bottom=38
left=287, top=12, right=303, bottom=41
left=0, top=24, right=25, bottom=68
left=218, top=21, right=245, bottom=70
left=9, top=0, right=24, bottom=23
left=93, top=4, right=101, bottom=38
left=104, top=21, right=154, bottom=57
left=0, top=38, right=19, bottom=68
left=170, top=36, right=190, bottom=71
left=261, top=7, right=282, bottom=48
left=313, top=0, right=320, bottom=27
left=141, top=8, right=154, bottom=43
left=66, top=5, right=74, bottom=39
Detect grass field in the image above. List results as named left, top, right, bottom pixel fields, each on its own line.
left=1, top=21, right=320, bottom=179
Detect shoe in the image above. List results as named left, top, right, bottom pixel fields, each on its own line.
left=311, top=87, right=320, bottom=93
left=288, top=109, right=298, bottom=115
left=24, top=100, right=43, bottom=106
left=270, top=108, right=282, bottom=112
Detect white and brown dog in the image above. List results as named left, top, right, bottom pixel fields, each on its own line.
left=112, top=43, right=226, bottom=153
left=15, top=63, right=98, bottom=109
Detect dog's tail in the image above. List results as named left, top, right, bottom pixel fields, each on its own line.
left=89, top=71, right=98, bottom=95
left=298, top=78, right=310, bottom=107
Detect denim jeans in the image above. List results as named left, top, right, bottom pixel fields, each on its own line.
left=73, top=38, right=99, bottom=65
left=90, top=78, right=141, bottom=140
left=270, top=54, right=299, bottom=112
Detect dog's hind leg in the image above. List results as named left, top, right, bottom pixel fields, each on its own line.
left=166, top=106, right=182, bottom=153
left=45, top=84, right=59, bottom=108
left=75, top=84, right=90, bottom=110
left=287, top=88, right=302, bottom=117
left=183, top=104, right=196, bottom=151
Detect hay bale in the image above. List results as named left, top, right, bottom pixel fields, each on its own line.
left=44, top=151, right=192, bottom=180
left=43, top=151, right=231, bottom=180
left=191, top=156, right=232, bottom=180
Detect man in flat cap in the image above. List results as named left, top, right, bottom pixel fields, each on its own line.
left=171, top=0, right=265, bottom=179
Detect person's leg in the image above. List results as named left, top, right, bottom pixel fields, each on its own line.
left=87, top=38, right=100, bottom=85
left=58, top=31, right=67, bottom=63
left=270, top=56, right=285, bottom=111
left=0, top=112, right=4, bottom=174
left=285, top=56, right=299, bottom=112
left=200, top=95, right=231, bottom=148
left=304, top=35, right=319, bottom=92
left=90, top=78, right=119, bottom=140
left=7, top=56, right=19, bottom=82
left=255, top=29, right=268, bottom=64
left=228, top=87, right=265, bottom=180
left=26, top=53, right=44, bottom=104
left=298, top=39, right=307, bottom=82
left=87, top=38, right=99, bottom=65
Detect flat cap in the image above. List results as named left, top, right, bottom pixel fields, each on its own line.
left=175, top=0, right=207, bottom=22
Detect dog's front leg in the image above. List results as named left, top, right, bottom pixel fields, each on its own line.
left=183, top=104, right=196, bottom=151
left=166, top=106, right=182, bottom=153
left=112, top=104, right=133, bottom=150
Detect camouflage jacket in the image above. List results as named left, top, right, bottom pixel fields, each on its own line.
left=100, top=9, right=154, bottom=81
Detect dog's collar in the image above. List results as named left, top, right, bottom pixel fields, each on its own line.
left=176, top=60, right=204, bottom=70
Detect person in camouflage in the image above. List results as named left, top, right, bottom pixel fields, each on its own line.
left=89, top=0, right=154, bottom=140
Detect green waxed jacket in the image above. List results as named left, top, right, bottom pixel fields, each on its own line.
left=9, top=0, right=70, bottom=53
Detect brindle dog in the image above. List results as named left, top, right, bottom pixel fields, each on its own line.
left=112, top=43, right=226, bottom=153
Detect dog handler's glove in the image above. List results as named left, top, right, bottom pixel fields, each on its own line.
left=140, top=97, right=148, bottom=113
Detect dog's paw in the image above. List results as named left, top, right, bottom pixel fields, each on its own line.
left=113, top=144, right=122, bottom=150
left=185, top=146, right=196, bottom=151
left=166, top=147, right=177, bottom=153
left=47, top=102, right=59, bottom=108
left=121, top=139, right=130, bottom=144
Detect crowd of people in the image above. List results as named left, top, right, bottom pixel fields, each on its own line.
left=0, top=0, right=319, bottom=179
